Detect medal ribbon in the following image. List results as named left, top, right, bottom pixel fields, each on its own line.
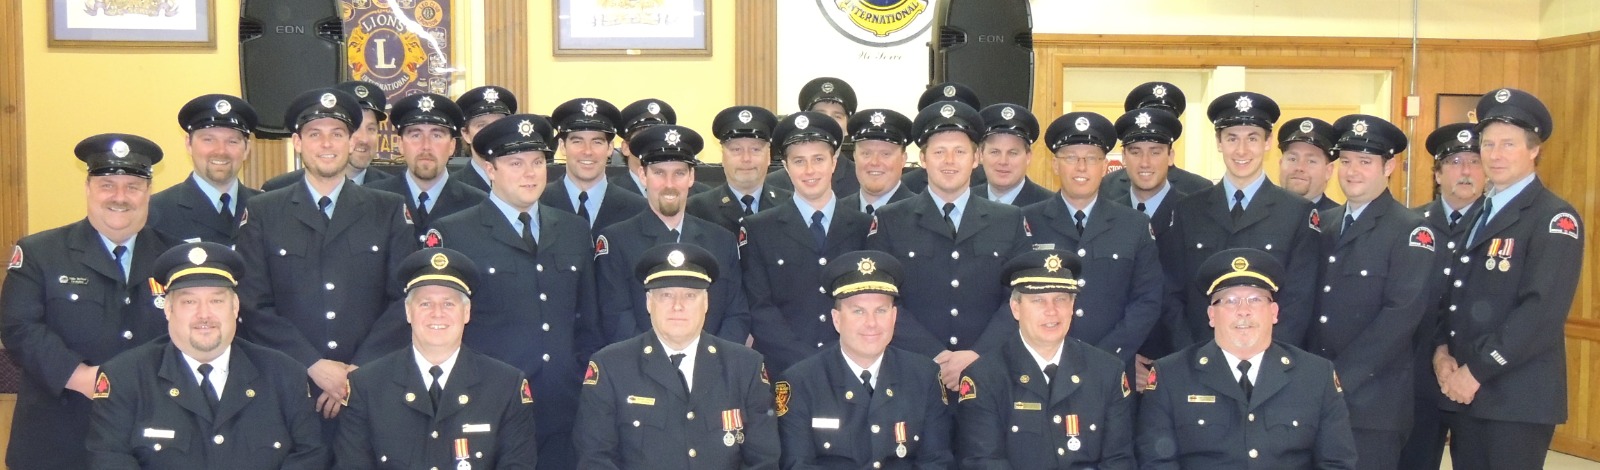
left=454, top=438, right=469, bottom=460
left=1064, top=414, right=1080, bottom=437
left=722, top=409, right=741, bottom=432
left=148, top=278, right=166, bottom=296
left=1499, top=239, right=1514, bottom=259
left=894, top=421, right=908, bottom=444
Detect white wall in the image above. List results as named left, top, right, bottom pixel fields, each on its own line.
left=1030, top=0, right=1541, bottom=40
left=1541, top=0, right=1600, bottom=39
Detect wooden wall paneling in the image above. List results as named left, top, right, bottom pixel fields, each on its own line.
left=242, top=139, right=286, bottom=189
left=1, top=0, right=26, bottom=280
left=484, top=0, right=529, bottom=100
left=733, top=0, right=776, bottom=110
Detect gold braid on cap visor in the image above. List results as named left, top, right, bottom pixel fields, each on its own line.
left=831, top=281, right=898, bottom=297
left=643, top=269, right=712, bottom=285
left=165, top=267, right=237, bottom=288
left=1206, top=271, right=1279, bottom=295
left=406, top=274, right=472, bottom=295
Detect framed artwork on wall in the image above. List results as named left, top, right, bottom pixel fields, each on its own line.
left=1436, top=93, right=1481, bottom=127
left=554, top=0, right=710, bottom=56
left=50, top=0, right=215, bottom=48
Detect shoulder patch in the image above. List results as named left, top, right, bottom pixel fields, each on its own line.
left=92, top=371, right=111, bottom=399
left=738, top=227, right=748, bottom=248
left=1333, top=371, right=1343, bottom=393
left=583, top=361, right=600, bottom=385
left=957, top=376, right=977, bottom=402
left=594, top=235, right=610, bottom=257
left=238, top=208, right=249, bottom=227
left=1121, top=372, right=1131, bottom=397
left=8, top=245, right=21, bottom=270
left=520, top=378, right=534, bottom=404
left=774, top=381, right=790, bottom=417
left=1309, top=210, right=1322, bottom=232
left=1409, top=226, right=1436, bottom=252
left=1550, top=212, right=1580, bottom=239
left=760, top=363, right=770, bottom=385
left=1145, top=365, right=1158, bottom=391
left=402, top=204, right=414, bottom=225
left=868, top=215, right=879, bottom=236
left=423, top=228, right=443, bottom=248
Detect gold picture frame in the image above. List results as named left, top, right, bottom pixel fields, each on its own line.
left=49, top=0, right=216, bottom=48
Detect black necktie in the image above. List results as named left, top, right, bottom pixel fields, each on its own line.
left=668, top=229, right=681, bottom=242
left=810, top=211, right=827, bottom=252
left=577, top=190, right=592, bottom=222
left=219, top=193, right=233, bottom=225
left=518, top=212, right=537, bottom=255
left=669, top=353, right=689, bottom=394
left=941, top=202, right=957, bottom=238
left=1136, top=202, right=1146, bottom=213
left=1043, top=363, right=1059, bottom=386
left=428, top=365, right=444, bottom=410
left=865, top=204, right=875, bottom=216
left=1231, top=190, right=1246, bottom=222
left=741, top=194, right=756, bottom=216
left=1237, top=360, right=1253, bottom=400
left=1340, top=213, right=1356, bottom=242
left=1469, top=197, right=1493, bottom=245
left=860, top=370, right=874, bottom=395
left=1073, top=210, right=1087, bottom=235
left=415, top=193, right=432, bottom=228
left=317, top=196, right=333, bottom=220
left=1448, top=211, right=1463, bottom=229
left=111, top=245, right=128, bottom=283
left=197, top=363, right=219, bottom=412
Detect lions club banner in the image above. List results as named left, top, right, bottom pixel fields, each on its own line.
left=341, top=0, right=455, bottom=160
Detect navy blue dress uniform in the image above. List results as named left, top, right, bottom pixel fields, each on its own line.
left=1305, top=115, right=1436, bottom=469
left=768, top=77, right=860, bottom=197
left=575, top=244, right=780, bottom=470
left=866, top=101, right=1032, bottom=357
left=87, top=242, right=327, bottom=469
left=1277, top=117, right=1342, bottom=215
left=1436, top=89, right=1582, bottom=467
left=688, top=106, right=791, bottom=235
left=1397, top=122, right=1482, bottom=470
left=236, top=87, right=417, bottom=370
left=957, top=251, right=1137, bottom=469
left=1, top=134, right=177, bottom=470
left=972, top=103, right=1054, bottom=208
left=261, top=81, right=394, bottom=192
left=450, top=85, right=519, bottom=193
left=594, top=125, right=751, bottom=343
left=150, top=94, right=263, bottom=244
left=610, top=99, right=713, bottom=197
left=740, top=113, right=872, bottom=373
left=839, top=108, right=918, bottom=213
left=540, top=97, right=651, bottom=236
left=1022, top=113, right=1163, bottom=364
left=335, top=248, right=538, bottom=470
left=1156, top=92, right=1320, bottom=355
left=1100, top=108, right=1212, bottom=237
left=1136, top=248, right=1358, bottom=469
left=366, top=92, right=490, bottom=241
left=429, top=114, right=600, bottom=470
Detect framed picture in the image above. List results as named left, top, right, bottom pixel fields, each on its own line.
left=49, top=0, right=215, bottom=48
left=1436, top=93, right=1481, bottom=127
left=554, top=0, right=710, bottom=56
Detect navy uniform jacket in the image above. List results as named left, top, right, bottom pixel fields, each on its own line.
left=1157, top=181, right=1320, bottom=355
left=575, top=333, right=779, bottom=470
left=148, top=176, right=262, bottom=243
left=366, top=174, right=489, bottom=240
left=1307, top=191, right=1435, bottom=432
left=451, top=163, right=493, bottom=193
left=777, top=347, right=952, bottom=470
left=1136, top=341, right=1357, bottom=470
left=687, top=184, right=792, bottom=235
left=865, top=193, right=1031, bottom=357
left=334, top=347, right=538, bottom=469
left=88, top=338, right=327, bottom=469
left=610, top=172, right=713, bottom=197
left=1437, top=177, right=1582, bottom=425
left=431, top=200, right=601, bottom=466
left=261, top=168, right=393, bottom=192
left=972, top=178, right=1055, bottom=208
left=766, top=158, right=860, bottom=198
left=1099, top=166, right=1213, bottom=239
left=958, top=335, right=1135, bottom=469
left=235, top=180, right=417, bottom=369
left=739, top=198, right=871, bottom=373
left=840, top=185, right=917, bottom=214
left=540, top=181, right=649, bottom=238
left=899, top=166, right=985, bottom=195
left=1, top=221, right=175, bottom=469
left=1411, top=198, right=1482, bottom=400
left=594, top=212, right=751, bottom=343
left=1022, top=197, right=1163, bottom=364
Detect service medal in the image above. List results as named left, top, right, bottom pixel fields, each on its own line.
left=1068, top=436, right=1082, bottom=451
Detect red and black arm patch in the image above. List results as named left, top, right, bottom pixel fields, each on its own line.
left=1409, top=226, right=1436, bottom=252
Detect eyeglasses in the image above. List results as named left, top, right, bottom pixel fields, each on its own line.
left=1210, top=295, right=1271, bottom=309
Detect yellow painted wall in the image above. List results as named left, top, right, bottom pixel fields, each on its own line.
left=1541, top=0, right=1600, bottom=39
left=1031, top=0, right=1542, bottom=40
left=21, top=2, right=241, bottom=232
left=522, top=0, right=737, bottom=163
